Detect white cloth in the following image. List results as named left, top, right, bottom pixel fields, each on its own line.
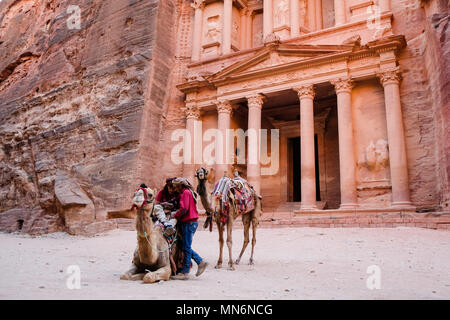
left=153, top=204, right=177, bottom=228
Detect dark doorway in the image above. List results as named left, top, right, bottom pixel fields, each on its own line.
left=291, top=137, right=301, bottom=202
left=289, top=136, right=321, bottom=202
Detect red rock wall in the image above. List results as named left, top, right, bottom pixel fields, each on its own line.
left=391, top=0, right=448, bottom=211
left=420, top=0, right=450, bottom=211
left=0, top=0, right=178, bottom=234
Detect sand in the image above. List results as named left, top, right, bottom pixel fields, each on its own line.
left=0, top=226, right=449, bottom=300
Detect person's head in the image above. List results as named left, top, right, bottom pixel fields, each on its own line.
left=165, top=177, right=176, bottom=195
left=172, top=177, right=190, bottom=192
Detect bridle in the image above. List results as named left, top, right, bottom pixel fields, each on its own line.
left=131, top=187, right=155, bottom=210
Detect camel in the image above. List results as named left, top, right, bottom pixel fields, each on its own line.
left=195, top=168, right=262, bottom=270
left=120, top=187, right=177, bottom=283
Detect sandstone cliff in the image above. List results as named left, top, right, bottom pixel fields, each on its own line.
left=0, top=0, right=177, bottom=234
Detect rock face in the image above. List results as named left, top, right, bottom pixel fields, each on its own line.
left=0, top=0, right=177, bottom=234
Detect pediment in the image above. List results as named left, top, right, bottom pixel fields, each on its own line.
left=207, top=43, right=354, bottom=82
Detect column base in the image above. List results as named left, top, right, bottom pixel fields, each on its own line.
left=300, top=203, right=317, bottom=211
left=339, top=203, right=358, bottom=210
left=391, top=202, right=415, bottom=211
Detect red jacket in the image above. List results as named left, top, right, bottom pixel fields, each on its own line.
left=173, top=188, right=198, bottom=223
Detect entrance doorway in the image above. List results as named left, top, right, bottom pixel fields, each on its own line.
left=289, top=136, right=321, bottom=202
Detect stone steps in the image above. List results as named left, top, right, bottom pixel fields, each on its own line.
left=198, top=211, right=450, bottom=231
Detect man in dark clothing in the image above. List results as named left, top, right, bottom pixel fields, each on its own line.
left=170, top=178, right=208, bottom=280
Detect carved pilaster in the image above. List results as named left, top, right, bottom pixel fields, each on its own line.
left=378, top=68, right=402, bottom=87
left=293, top=84, right=315, bottom=99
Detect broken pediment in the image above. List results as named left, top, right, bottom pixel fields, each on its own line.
left=177, top=35, right=407, bottom=94
left=206, top=43, right=354, bottom=82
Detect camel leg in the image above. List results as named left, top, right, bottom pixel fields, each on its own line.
left=226, top=220, right=234, bottom=271
left=235, top=214, right=251, bottom=265
left=120, top=264, right=146, bottom=281
left=215, top=222, right=224, bottom=269
left=120, top=248, right=146, bottom=281
left=249, top=214, right=258, bottom=265
left=143, top=265, right=171, bottom=284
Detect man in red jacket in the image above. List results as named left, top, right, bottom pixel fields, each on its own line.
left=170, top=178, right=208, bottom=280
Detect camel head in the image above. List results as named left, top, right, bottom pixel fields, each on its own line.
left=132, top=186, right=155, bottom=211
left=195, top=167, right=209, bottom=182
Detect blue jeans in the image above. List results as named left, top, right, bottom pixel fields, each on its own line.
left=180, top=221, right=203, bottom=274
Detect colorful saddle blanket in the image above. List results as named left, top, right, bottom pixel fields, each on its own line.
left=213, top=177, right=255, bottom=225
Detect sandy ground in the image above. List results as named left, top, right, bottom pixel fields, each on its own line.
left=0, top=226, right=449, bottom=300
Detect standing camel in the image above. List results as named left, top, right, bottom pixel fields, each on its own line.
left=195, top=168, right=262, bottom=270
left=120, top=187, right=176, bottom=283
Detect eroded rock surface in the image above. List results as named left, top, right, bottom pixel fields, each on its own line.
left=0, top=0, right=177, bottom=234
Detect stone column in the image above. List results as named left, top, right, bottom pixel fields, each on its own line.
left=315, top=0, right=323, bottom=30
left=183, top=103, right=200, bottom=180
left=294, top=85, right=317, bottom=210
left=379, top=0, right=391, bottom=13
left=246, top=94, right=265, bottom=194
left=246, top=10, right=253, bottom=49
left=191, top=0, right=205, bottom=61
left=223, top=0, right=233, bottom=55
left=216, top=100, right=233, bottom=178
left=378, top=69, right=412, bottom=207
left=263, top=0, right=274, bottom=39
left=332, top=79, right=358, bottom=209
left=240, top=9, right=248, bottom=50
left=334, top=0, right=346, bottom=26
left=290, top=0, right=300, bottom=37
left=308, top=0, right=316, bottom=31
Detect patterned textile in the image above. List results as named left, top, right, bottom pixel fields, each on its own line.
left=213, top=177, right=255, bottom=225
left=212, top=177, right=232, bottom=202
left=233, top=181, right=255, bottom=216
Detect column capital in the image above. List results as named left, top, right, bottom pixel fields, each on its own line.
left=216, top=100, right=233, bottom=114
left=191, top=0, right=205, bottom=10
left=240, top=7, right=249, bottom=16
left=293, top=84, right=315, bottom=99
left=183, top=103, right=200, bottom=120
left=246, top=94, right=266, bottom=109
left=331, top=78, right=354, bottom=94
left=378, top=68, right=402, bottom=86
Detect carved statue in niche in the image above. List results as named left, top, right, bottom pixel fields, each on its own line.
left=205, top=15, right=221, bottom=43
left=254, top=30, right=263, bottom=46
left=365, top=139, right=389, bottom=172
left=275, top=0, right=289, bottom=27
left=232, top=19, right=239, bottom=46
